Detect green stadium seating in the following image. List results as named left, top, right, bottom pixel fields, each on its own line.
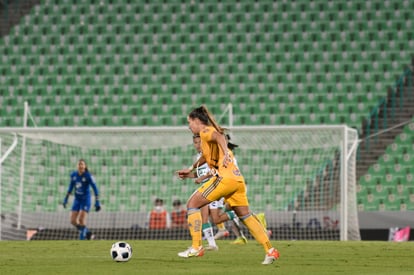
left=0, top=0, right=413, bottom=211
left=358, top=120, right=414, bottom=211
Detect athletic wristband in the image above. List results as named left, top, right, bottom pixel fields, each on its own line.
left=188, top=165, right=194, bottom=171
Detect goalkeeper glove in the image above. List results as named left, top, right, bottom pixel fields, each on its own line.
left=62, top=195, right=69, bottom=208
left=95, top=199, right=101, bottom=212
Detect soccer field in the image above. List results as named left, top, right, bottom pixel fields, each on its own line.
left=0, top=240, right=413, bottom=275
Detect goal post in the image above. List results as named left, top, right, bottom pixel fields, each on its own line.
left=229, top=125, right=360, bottom=241
left=0, top=126, right=360, bottom=241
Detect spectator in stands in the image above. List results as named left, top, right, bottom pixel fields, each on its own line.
left=170, top=199, right=187, bottom=229
left=62, top=159, right=101, bottom=240
left=147, top=198, right=171, bottom=229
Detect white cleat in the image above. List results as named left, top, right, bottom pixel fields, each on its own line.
left=205, top=245, right=219, bottom=251
left=262, top=248, right=280, bottom=265
left=178, top=246, right=205, bottom=258
left=214, top=230, right=230, bottom=240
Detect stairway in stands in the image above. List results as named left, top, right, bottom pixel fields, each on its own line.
left=357, top=65, right=414, bottom=180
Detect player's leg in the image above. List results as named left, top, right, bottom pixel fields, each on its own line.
left=77, top=210, right=89, bottom=240
left=178, top=177, right=232, bottom=258
left=70, top=199, right=86, bottom=239
left=209, top=209, right=232, bottom=224
left=209, top=199, right=231, bottom=239
left=200, top=205, right=218, bottom=251
left=79, top=210, right=95, bottom=240
left=209, top=208, right=230, bottom=239
left=215, top=222, right=228, bottom=234
left=255, top=212, right=272, bottom=238
left=70, top=211, right=79, bottom=227
left=227, top=180, right=279, bottom=264
left=77, top=199, right=92, bottom=240
left=233, top=206, right=279, bottom=264
left=178, top=191, right=210, bottom=258
left=232, top=206, right=270, bottom=248
left=219, top=202, right=247, bottom=244
left=70, top=199, right=81, bottom=227
left=230, top=215, right=248, bottom=244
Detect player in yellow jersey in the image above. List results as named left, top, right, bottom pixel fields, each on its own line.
left=176, top=105, right=279, bottom=265
left=191, top=134, right=247, bottom=247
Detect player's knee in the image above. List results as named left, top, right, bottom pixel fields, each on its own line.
left=187, top=198, right=202, bottom=209
left=211, top=214, right=226, bottom=224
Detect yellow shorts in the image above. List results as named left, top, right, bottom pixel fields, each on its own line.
left=196, top=176, right=249, bottom=207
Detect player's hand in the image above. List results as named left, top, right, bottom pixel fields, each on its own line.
left=175, top=169, right=192, bottom=179
left=95, top=200, right=101, bottom=212
left=62, top=196, right=68, bottom=208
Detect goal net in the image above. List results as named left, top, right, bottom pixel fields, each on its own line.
left=0, top=126, right=360, bottom=241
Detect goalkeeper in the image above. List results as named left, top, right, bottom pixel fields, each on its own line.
left=62, top=159, right=101, bottom=240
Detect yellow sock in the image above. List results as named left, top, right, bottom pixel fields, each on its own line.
left=187, top=208, right=202, bottom=249
left=216, top=222, right=226, bottom=231
left=242, top=214, right=272, bottom=252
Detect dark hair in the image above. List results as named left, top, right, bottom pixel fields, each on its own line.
left=78, top=159, right=89, bottom=172
left=155, top=198, right=163, bottom=204
left=188, top=105, right=225, bottom=134
left=226, top=134, right=239, bottom=151
left=172, top=199, right=181, bottom=206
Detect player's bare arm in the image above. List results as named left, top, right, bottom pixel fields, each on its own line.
left=211, top=131, right=231, bottom=167
left=176, top=155, right=207, bottom=179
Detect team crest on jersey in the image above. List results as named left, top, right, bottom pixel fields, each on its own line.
left=233, top=169, right=241, bottom=176
left=82, top=177, right=86, bottom=182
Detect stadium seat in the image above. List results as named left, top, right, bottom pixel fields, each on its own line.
left=0, top=0, right=413, bottom=212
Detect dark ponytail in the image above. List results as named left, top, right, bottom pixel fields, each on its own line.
left=226, top=134, right=239, bottom=151
left=188, top=105, right=225, bottom=134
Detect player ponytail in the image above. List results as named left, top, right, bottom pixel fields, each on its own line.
left=189, top=105, right=225, bottom=134
left=226, top=134, right=239, bottom=151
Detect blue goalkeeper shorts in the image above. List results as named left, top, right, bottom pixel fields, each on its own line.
left=71, top=197, right=91, bottom=212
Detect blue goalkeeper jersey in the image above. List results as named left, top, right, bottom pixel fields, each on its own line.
left=68, top=171, right=99, bottom=200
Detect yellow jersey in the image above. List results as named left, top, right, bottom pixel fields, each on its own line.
left=199, top=126, right=243, bottom=180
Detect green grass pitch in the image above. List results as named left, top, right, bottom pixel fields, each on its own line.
left=0, top=240, right=413, bottom=275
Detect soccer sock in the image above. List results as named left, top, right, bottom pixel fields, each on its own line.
left=216, top=222, right=226, bottom=231
left=240, top=213, right=272, bottom=252
left=225, top=209, right=235, bottom=220
left=78, top=225, right=88, bottom=240
left=232, top=216, right=243, bottom=237
left=202, top=222, right=217, bottom=247
left=187, top=208, right=202, bottom=249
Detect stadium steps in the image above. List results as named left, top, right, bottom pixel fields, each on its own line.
left=357, top=68, right=414, bottom=179
left=357, top=111, right=414, bottom=211
left=0, top=0, right=40, bottom=37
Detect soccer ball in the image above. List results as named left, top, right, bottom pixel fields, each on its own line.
left=110, top=241, right=132, bottom=262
